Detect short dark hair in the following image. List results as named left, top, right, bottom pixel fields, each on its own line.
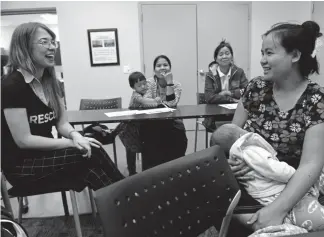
left=153, top=55, right=172, bottom=70
left=213, top=40, right=234, bottom=60
left=263, top=21, right=322, bottom=78
left=128, top=71, right=146, bottom=88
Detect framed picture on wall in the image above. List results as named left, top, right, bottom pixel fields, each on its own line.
left=87, top=28, right=120, bottom=66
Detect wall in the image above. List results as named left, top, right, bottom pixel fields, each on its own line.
left=2, top=1, right=314, bottom=108
left=250, top=1, right=312, bottom=78
left=1, top=1, right=142, bottom=110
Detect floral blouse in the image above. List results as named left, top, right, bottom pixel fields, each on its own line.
left=241, top=76, right=324, bottom=164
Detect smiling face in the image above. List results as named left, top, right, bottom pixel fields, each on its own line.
left=215, top=46, right=233, bottom=67
left=154, top=57, right=171, bottom=79
left=31, top=27, right=57, bottom=69
left=260, top=33, right=295, bottom=81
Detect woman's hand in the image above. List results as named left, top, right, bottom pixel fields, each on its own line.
left=247, top=204, right=287, bottom=231
left=163, top=72, right=173, bottom=84
left=228, top=156, right=254, bottom=181
left=71, top=133, right=102, bottom=158
left=155, top=97, right=162, bottom=104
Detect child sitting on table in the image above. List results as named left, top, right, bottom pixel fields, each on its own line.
left=212, top=124, right=324, bottom=232
left=116, top=71, right=162, bottom=175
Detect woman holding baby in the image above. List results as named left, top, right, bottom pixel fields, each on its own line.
left=211, top=20, right=324, bottom=234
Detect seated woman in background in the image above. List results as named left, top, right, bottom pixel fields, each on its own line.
left=1, top=22, right=124, bottom=191
left=140, top=55, right=188, bottom=170
left=203, top=40, right=248, bottom=131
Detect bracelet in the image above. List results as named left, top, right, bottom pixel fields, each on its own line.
left=68, top=130, right=77, bottom=139
left=167, top=84, right=174, bottom=86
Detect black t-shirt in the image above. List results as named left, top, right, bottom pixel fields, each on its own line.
left=1, top=71, right=57, bottom=168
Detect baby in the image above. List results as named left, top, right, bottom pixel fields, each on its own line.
left=212, top=124, right=324, bottom=232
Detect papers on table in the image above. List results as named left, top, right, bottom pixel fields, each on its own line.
left=219, top=103, right=238, bottom=110
left=135, top=107, right=176, bottom=114
left=104, top=107, right=176, bottom=117
left=104, top=110, right=137, bottom=117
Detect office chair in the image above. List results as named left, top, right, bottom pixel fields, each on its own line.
left=95, top=146, right=241, bottom=237
left=79, top=97, right=122, bottom=166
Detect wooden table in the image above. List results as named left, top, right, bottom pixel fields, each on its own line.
left=67, top=104, right=235, bottom=125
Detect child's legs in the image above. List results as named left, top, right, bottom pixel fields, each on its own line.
left=118, top=122, right=141, bottom=174
left=289, top=194, right=324, bottom=231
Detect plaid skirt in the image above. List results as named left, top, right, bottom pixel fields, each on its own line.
left=4, top=147, right=124, bottom=191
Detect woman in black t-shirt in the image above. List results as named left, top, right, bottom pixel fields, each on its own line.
left=1, top=22, right=123, bottom=190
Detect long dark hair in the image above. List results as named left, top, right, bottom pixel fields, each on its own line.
left=263, top=21, right=322, bottom=77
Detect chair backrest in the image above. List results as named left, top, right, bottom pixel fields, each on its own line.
left=79, top=97, right=122, bottom=110
left=95, top=146, right=241, bottom=237
left=197, top=93, right=206, bottom=105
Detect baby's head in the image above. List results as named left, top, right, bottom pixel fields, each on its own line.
left=129, top=71, right=147, bottom=95
left=211, top=124, right=248, bottom=154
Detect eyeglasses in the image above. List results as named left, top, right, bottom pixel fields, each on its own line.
left=35, top=40, right=59, bottom=49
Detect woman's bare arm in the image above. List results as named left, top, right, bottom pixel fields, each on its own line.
left=4, top=108, right=73, bottom=150
left=232, top=99, right=248, bottom=127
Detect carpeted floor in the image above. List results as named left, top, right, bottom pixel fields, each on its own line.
left=21, top=214, right=104, bottom=237
left=21, top=214, right=221, bottom=237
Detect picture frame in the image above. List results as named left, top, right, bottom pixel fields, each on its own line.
left=87, top=28, right=120, bottom=66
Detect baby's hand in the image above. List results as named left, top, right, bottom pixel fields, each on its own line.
left=229, top=154, right=241, bottom=163
left=155, top=97, right=162, bottom=104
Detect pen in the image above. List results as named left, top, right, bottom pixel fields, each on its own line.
left=161, top=102, right=171, bottom=109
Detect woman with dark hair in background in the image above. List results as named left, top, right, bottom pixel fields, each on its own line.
left=1, top=22, right=123, bottom=191
left=203, top=40, right=248, bottom=131
left=140, top=55, right=188, bottom=170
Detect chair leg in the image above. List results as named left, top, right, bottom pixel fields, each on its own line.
left=18, top=197, right=23, bottom=224
left=113, top=139, right=118, bottom=167
left=205, top=130, right=208, bottom=149
left=194, top=119, right=198, bottom=152
left=69, top=190, right=83, bottom=237
left=88, top=187, right=99, bottom=229
left=219, top=214, right=233, bottom=237
left=88, top=187, right=97, bottom=219
left=1, top=175, right=13, bottom=216
left=61, top=191, right=69, bottom=216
